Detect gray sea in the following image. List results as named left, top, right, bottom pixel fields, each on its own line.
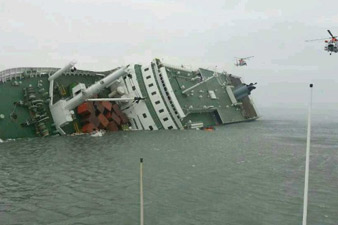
left=0, top=109, right=337, bottom=225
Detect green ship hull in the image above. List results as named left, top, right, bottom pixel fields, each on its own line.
left=0, top=59, right=258, bottom=140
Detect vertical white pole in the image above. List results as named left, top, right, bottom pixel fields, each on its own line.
left=140, top=158, right=144, bottom=225
left=302, top=83, right=313, bottom=225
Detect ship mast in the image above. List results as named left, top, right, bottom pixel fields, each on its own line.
left=48, top=61, right=130, bottom=134
left=302, top=83, right=313, bottom=225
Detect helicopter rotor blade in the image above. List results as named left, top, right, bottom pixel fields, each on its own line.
left=328, top=30, right=334, bottom=38
left=305, top=38, right=330, bottom=42
left=243, top=56, right=254, bottom=60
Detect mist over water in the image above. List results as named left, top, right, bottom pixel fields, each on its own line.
left=0, top=109, right=337, bottom=225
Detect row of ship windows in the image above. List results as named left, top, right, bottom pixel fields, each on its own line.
left=143, top=68, right=165, bottom=111
left=132, top=119, right=173, bottom=131
left=144, top=75, right=162, bottom=107
left=142, top=113, right=169, bottom=121
left=144, top=66, right=178, bottom=117
left=142, top=117, right=173, bottom=130
left=148, top=125, right=173, bottom=130
left=136, top=123, right=173, bottom=130
left=157, top=71, right=180, bottom=119
left=143, top=67, right=174, bottom=130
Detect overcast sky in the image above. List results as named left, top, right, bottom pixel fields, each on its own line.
left=1, top=0, right=338, bottom=115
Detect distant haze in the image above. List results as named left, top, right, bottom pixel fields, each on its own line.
left=1, top=0, right=338, bottom=114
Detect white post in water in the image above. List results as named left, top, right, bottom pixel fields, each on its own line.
left=140, top=158, right=144, bottom=225
left=302, top=83, right=313, bottom=225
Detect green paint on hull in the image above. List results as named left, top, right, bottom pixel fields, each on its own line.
left=164, top=67, right=247, bottom=127
left=0, top=60, right=259, bottom=139
left=0, top=70, right=106, bottom=139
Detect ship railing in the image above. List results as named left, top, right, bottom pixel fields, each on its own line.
left=0, top=67, right=60, bottom=83
left=0, top=67, right=112, bottom=83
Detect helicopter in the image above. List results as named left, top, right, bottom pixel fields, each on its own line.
left=235, top=56, right=254, bottom=66
left=306, top=30, right=338, bottom=55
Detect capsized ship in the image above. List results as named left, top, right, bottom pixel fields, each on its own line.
left=0, top=59, right=258, bottom=139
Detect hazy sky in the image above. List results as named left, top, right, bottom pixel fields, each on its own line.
left=1, top=0, right=338, bottom=112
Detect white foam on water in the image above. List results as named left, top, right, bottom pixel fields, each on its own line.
left=90, top=130, right=106, bottom=137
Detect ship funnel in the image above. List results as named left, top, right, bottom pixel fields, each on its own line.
left=233, top=83, right=257, bottom=101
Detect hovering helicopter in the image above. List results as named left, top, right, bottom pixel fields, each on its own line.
left=306, top=30, right=338, bottom=55
left=235, top=56, right=254, bottom=66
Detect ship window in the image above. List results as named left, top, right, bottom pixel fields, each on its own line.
left=142, top=113, right=147, bottom=118
left=159, top=109, right=164, bottom=113
left=148, top=83, right=154, bottom=87
left=155, top=100, right=160, bottom=105
left=168, top=126, right=173, bottom=129
left=149, top=126, right=153, bottom=130
left=144, top=68, right=149, bottom=71
left=132, top=86, right=136, bottom=91
left=146, top=75, right=151, bottom=79
left=151, top=91, right=156, bottom=95
left=163, top=117, right=168, bottom=121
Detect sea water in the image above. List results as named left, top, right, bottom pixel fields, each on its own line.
left=0, top=109, right=337, bottom=225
